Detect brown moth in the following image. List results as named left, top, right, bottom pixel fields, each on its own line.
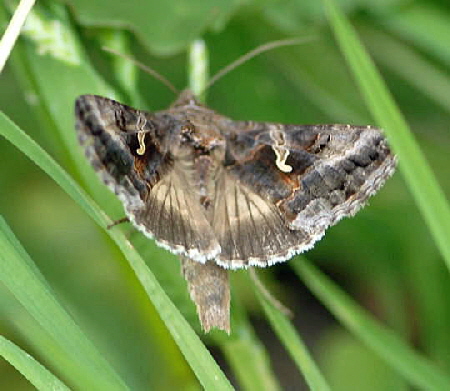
left=75, top=87, right=396, bottom=333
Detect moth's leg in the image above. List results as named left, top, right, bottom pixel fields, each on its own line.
left=249, top=268, right=292, bottom=317
left=107, top=217, right=129, bottom=229
left=180, top=256, right=230, bottom=333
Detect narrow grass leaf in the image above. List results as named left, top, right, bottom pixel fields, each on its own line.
left=323, top=0, right=450, bottom=272
left=0, top=335, right=70, bottom=391
left=362, top=25, right=450, bottom=114
left=253, top=274, right=331, bottom=391
left=0, top=111, right=233, bottom=391
left=380, top=3, right=450, bottom=69
left=292, top=257, right=450, bottom=391
left=221, top=338, right=280, bottom=391
left=0, top=217, right=129, bottom=391
left=217, top=295, right=281, bottom=391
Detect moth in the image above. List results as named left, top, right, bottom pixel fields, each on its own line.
left=75, top=85, right=396, bottom=333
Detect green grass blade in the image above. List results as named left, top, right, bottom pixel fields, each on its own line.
left=292, top=257, right=450, bottom=391
left=217, top=295, right=281, bottom=391
left=0, top=217, right=129, bottom=391
left=189, top=39, right=208, bottom=102
left=323, top=0, right=450, bottom=272
left=362, top=26, right=450, bottom=114
left=0, top=111, right=233, bottom=391
left=220, top=337, right=280, bottom=391
left=252, top=275, right=331, bottom=391
left=0, top=335, right=70, bottom=391
left=380, top=3, right=450, bottom=69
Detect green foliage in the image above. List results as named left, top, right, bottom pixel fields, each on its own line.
left=0, top=335, right=69, bottom=391
left=0, top=217, right=127, bottom=390
left=1, top=0, right=450, bottom=390
left=293, top=257, right=450, bottom=390
left=253, top=272, right=331, bottom=391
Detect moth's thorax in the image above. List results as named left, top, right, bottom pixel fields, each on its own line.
left=157, top=91, right=226, bottom=215
left=180, top=119, right=225, bottom=215
left=160, top=90, right=225, bottom=150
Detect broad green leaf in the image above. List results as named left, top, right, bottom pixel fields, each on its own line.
left=0, top=335, right=70, bottom=391
left=68, top=0, right=243, bottom=55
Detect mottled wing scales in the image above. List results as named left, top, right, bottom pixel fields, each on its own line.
left=77, top=96, right=396, bottom=271
left=75, top=94, right=151, bottom=210
left=218, top=120, right=396, bottom=267
left=75, top=95, right=219, bottom=262
left=213, top=172, right=310, bottom=268
left=181, top=256, right=230, bottom=333
left=286, top=126, right=396, bottom=236
left=76, top=90, right=397, bottom=334
left=132, top=166, right=220, bottom=261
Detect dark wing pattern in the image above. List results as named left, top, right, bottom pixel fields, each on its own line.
left=212, top=169, right=309, bottom=268
left=131, top=161, right=220, bottom=261
left=214, top=119, right=396, bottom=268
left=75, top=95, right=220, bottom=261
left=75, top=94, right=159, bottom=210
left=76, top=95, right=396, bottom=268
left=76, top=91, right=396, bottom=334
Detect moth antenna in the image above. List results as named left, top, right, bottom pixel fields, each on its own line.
left=102, top=46, right=179, bottom=95
left=203, top=37, right=315, bottom=93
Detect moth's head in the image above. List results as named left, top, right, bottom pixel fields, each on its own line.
left=170, top=89, right=202, bottom=109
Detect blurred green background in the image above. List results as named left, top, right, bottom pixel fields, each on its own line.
left=1, top=0, right=450, bottom=390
